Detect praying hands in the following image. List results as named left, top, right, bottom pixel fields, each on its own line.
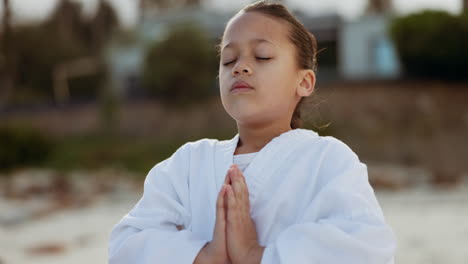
left=194, top=164, right=265, bottom=264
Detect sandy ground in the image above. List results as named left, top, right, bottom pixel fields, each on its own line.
left=378, top=185, right=468, bottom=263
left=0, top=191, right=137, bottom=264
left=1, top=184, right=468, bottom=264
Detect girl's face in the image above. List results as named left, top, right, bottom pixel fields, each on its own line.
left=219, top=11, right=307, bottom=128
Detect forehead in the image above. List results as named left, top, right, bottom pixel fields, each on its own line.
left=221, top=11, right=291, bottom=51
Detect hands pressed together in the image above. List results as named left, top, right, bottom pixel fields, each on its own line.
left=195, top=164, right=265, bottom=264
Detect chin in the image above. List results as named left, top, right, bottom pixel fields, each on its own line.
left=234, top=112, right=269, bottom=126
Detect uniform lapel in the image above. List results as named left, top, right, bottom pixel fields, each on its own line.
left=215, top=129, right=317, bottom=212
left=214, top=133, right=238, bottom=194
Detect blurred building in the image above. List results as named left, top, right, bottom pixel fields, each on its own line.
left=106, top=7, right=401, bottom=98
left=339, top=15, right=401, bottom=80
left=106, top=7, right=228, bottom=98
left=294, top=12, right=342, bottom=83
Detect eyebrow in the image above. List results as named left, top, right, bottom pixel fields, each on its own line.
left=221, top=38, right=275, bottom=51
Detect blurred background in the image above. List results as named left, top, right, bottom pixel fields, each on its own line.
left=0, top=0, right=467, bottom=263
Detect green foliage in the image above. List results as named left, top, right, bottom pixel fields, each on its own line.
left=389, top=10, right=468, bottom=80
left=0, top=124, right=55, bottom=172
left=45, top=133, right=186, bottom=176
left=98, top=71, right=120, bottom=136
left=142, top=21, right=218, bottom=107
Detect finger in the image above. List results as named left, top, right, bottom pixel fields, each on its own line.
left=225, top=167, right=233, bottom=185
left=226, top=184, right=236, bottom=211
left=230, top=166, right=245, bottom=203
left=214, top=185, right=226, bottom=241
left=225, top=185, right=238, bottom=228
left=233, top=164, right=248, bottom=189
left=216, top=184, right=226, bottom=215
left=232, top=166, right=252, bottom=217
left=236, top=165, right=248, bottom=187
left=233, top=165, right=250, bottom=204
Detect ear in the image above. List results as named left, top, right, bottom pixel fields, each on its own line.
left=296, top=69, right=316, bottom=97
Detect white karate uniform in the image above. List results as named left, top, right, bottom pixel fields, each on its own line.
left=108, top=128, right=397, bottom=264
left=233, top=151, right=258, bottom=172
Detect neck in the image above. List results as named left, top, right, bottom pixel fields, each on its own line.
left=234, top=122, right=293, bottom=155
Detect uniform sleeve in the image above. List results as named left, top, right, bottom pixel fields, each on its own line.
left=108, top=143, right=209, bottom=264
left=260, top=139, right=397, bottom=264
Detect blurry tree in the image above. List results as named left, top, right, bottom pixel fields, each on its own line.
left=0, top=124, right=54, bottom=172
left=45, top=0, right=94, bottom=105
left=47, top=0, right=118, bottom=106
left=90, top=0, right=120, bottom=53
left=46, top=0, right=87, bottom=49
left=5, top=0, right=120, bottom=106
left=464, top=0, right=468, bottom=11
left=11, top=0, right=89, bottom=104
left=390, top=10, right=468, bottom=80
left=0, top=0, right=14, bottom=109
left=0, top=123, right=55, bottom=198
left=142, top=22, right=217, bottom=107
left=89, top=0, right=120, bottom=135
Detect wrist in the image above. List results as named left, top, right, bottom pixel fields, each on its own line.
left=244, top=245, right=265, bottom=264
left=194, top=242, right=211, bottom=264
left=195, top=241, right=225, bottom=264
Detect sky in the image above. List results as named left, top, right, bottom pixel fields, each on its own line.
left=0, top=0, right=463, bottom=28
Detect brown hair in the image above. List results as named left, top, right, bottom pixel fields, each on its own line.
left=216, top=0, right=318, bottom=129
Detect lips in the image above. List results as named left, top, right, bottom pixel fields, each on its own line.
left=231, top=80, right=254, bottom=92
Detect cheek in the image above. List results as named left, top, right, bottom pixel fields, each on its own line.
left=219, top=72, right=230, bottom=101
left=262, top=73, right=296, bottom=98
left=260, top=80, right=297, bottom=114
left=218, top=69, right=230, bottom=89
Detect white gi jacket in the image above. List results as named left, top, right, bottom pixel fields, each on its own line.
left=108, top=128, right=397, bottom=264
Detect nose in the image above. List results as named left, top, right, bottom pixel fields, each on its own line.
left=232, top=59, right=252, bottom=76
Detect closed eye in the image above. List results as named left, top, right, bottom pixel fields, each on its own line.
left=222, top=57, right=271, bottom=66
left=222, top=61, right=233, bottom=66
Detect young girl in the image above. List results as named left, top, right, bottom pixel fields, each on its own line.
left=108, top=1, right=397, bottom=263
